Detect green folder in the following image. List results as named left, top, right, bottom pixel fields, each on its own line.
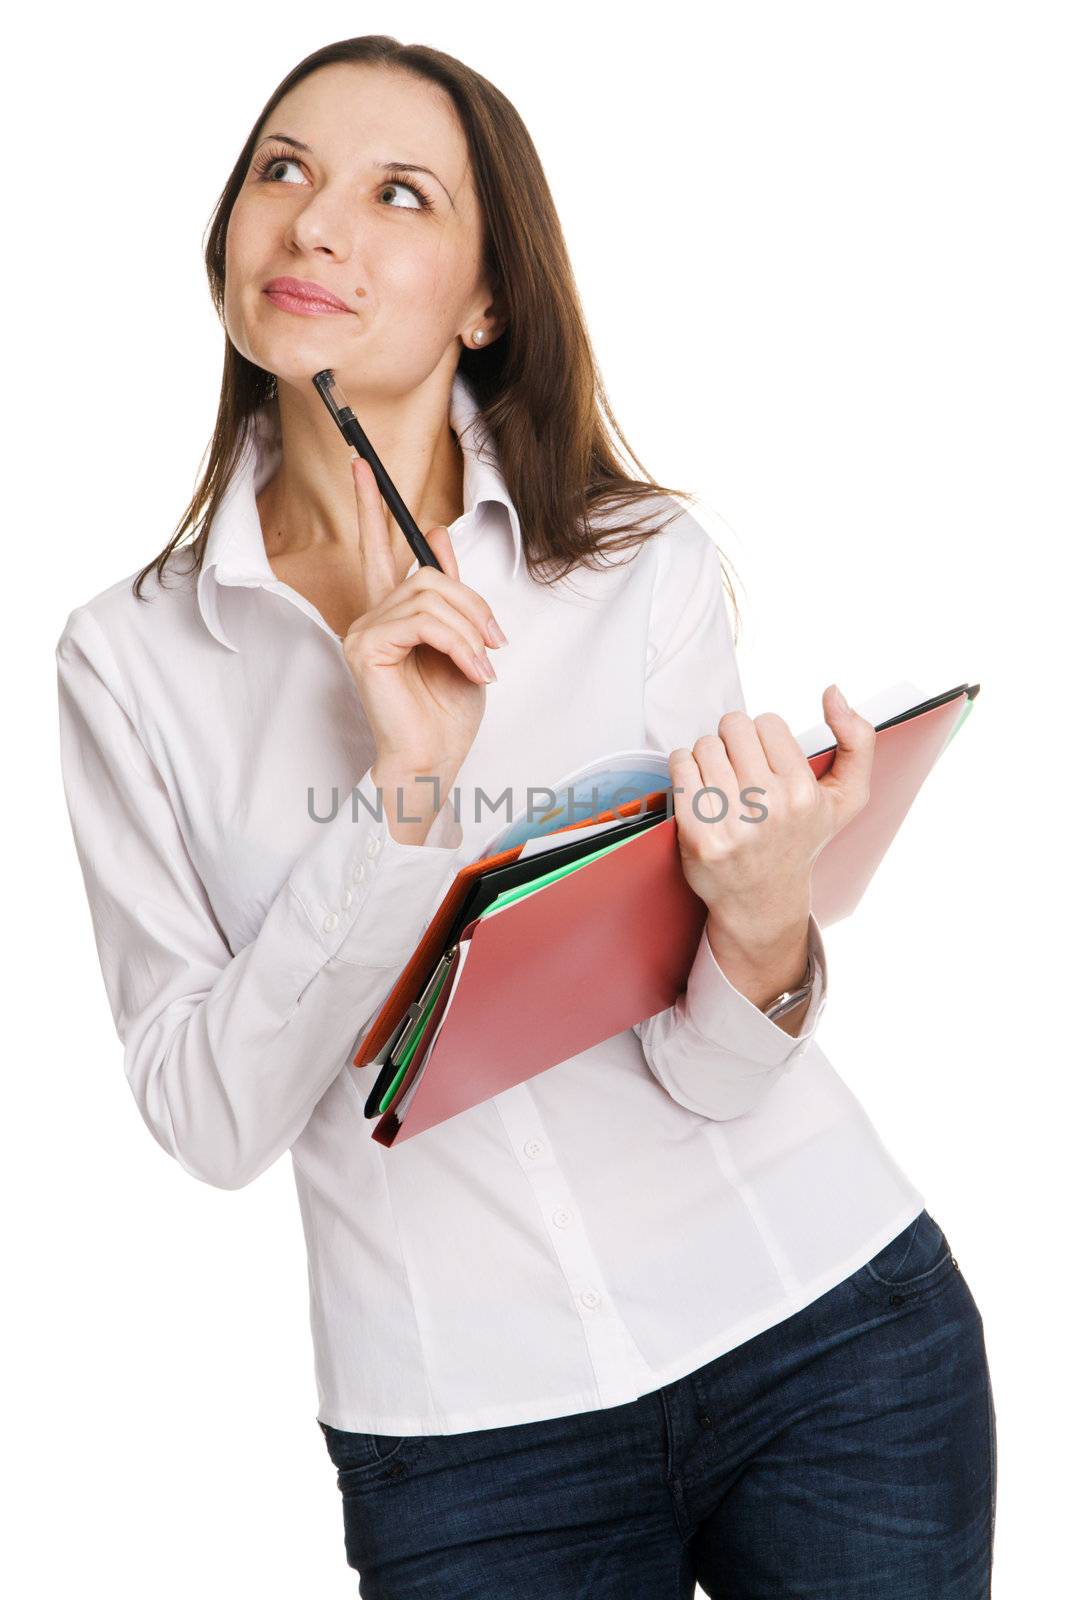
left=478, top=827, right=647, bottom=919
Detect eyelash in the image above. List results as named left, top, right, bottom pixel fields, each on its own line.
left=249, top=144, right=435, bottom=210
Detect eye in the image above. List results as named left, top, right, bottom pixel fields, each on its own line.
left=250, top=146, right=307, bottom=185
left=379, top=173, right=433, bottom=211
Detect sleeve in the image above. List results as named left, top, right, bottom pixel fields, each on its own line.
left=56, top=606, right=465, bottom=1190
left=630, top=509, right=829, bottom=1120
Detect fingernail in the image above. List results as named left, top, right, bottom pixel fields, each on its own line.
left=486, top=616, right=508, bottom=647
left=477, top=650, right=497, bottom=682
left=829, top=684, right=849, bottom=713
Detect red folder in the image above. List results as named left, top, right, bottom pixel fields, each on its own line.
left=354, top=682, right=979, bottom=1146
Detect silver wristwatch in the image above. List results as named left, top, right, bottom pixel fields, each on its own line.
left=761, top=953, right=816, bottom=1023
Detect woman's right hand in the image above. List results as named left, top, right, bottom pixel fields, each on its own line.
left=341, top=454, right=506, bottom=786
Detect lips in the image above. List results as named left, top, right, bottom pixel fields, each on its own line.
left=263, top=276, right=353, bottom=314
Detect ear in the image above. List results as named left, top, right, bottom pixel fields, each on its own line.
left=465, top=315, right=506, bottom=350
left=465, top=283, right=508, bottom=348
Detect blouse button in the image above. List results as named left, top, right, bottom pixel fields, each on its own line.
left=580, top=1291, right=601, bottom=1309
left=523, top=1139, right=543, bottom=1159
left=342, top=890, right=352, bottom=909
left=552, top=1207, right=572, bottom=1229
left=366, top=837, right=382, bottom=859
left=352, top=862, right=365, bottom=883
left=323, top=912, right=339, bottom=932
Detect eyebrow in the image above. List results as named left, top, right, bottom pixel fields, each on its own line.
left=255, top=132, right=455, bottom=208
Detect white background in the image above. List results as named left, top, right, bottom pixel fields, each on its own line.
left=9, top=1, right=1063, bottom=1592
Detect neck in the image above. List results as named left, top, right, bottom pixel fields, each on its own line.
left=260, top=368, right=466, bottom=567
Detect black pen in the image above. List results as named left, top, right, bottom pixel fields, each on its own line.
left=311, top=368, right=444, bottom=571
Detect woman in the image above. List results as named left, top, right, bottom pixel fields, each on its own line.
left=55, top=34, right=996, bottom=1598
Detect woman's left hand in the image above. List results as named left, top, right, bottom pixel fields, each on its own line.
left=667, top=684, right=876, bottom=946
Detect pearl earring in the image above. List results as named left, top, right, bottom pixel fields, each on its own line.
left=472, top=328, right=485, bottom=344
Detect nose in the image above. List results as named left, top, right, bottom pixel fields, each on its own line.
left=285, top=188, right=356, bottom=262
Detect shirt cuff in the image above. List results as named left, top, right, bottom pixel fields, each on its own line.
left=287, top=768, right=466, bottom=971
left=683, top=911, right=828, bottom=1068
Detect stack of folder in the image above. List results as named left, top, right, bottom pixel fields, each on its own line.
left=352, top=680, right=980, bottom=1146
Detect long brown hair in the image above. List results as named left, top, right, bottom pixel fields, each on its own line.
left=133, top=34, right=739, bottom=634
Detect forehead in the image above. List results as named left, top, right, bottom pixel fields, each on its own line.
left=269, top=62, right=468, bottom=171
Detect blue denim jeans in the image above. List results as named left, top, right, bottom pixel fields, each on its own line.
left=319, top=1208, right=996, bottom=1597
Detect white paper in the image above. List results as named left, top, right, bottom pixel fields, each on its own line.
left=795, top=681, right=927, bottom=758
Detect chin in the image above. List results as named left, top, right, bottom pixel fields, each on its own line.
left=248, top=333, right=355, bottom=387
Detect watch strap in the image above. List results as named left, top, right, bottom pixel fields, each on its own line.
left=761, top=951, right=816, bottom=1023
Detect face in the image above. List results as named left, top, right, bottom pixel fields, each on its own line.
left=225, top=62, right=499, bottom=396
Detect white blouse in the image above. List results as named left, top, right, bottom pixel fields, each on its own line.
left=55, top=369, right=925, bottom=1436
